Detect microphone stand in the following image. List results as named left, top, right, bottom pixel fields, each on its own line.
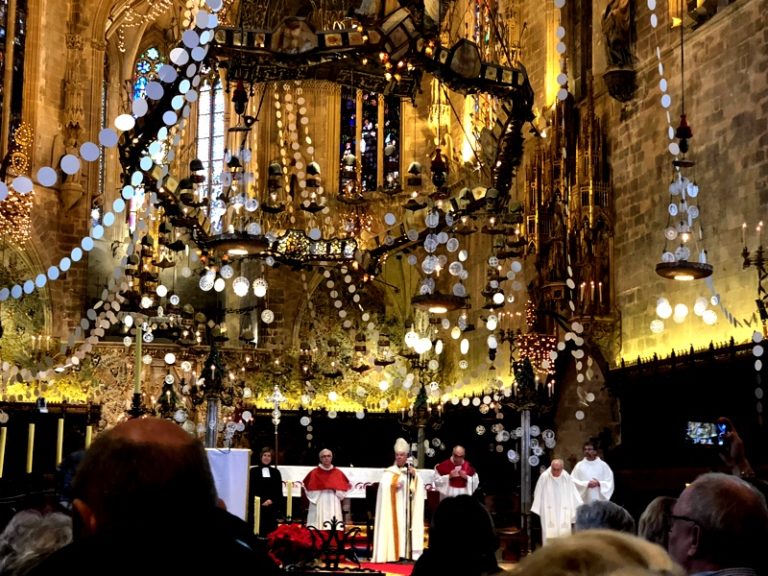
left=401, top=462, right=413, bottom=562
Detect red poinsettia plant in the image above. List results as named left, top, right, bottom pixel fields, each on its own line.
left=266, top=523, right=321, bottom=567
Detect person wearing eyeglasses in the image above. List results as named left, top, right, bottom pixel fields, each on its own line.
left=667, top=472, right=768, bottom=575
left=571, top=441, right=614, bottom=504
left=434, top=445, right=479, bottom=500
left=302, top=448, right=351, bottom=530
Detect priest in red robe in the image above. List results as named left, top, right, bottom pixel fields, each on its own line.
left=302, top=448, right=350, bottom=529
left=434, top=445, right=479, bottom=500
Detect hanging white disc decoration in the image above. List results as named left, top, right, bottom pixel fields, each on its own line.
left=114, top=114, right=136, bottom=132
left=12, top=176, right=33, bottom=194
left=37, top=167, right=58, bottom=187
left=99, top=128, right=119, bottom=148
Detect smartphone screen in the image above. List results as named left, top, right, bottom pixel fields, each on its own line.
left=717, top=422, right=728, bottom=446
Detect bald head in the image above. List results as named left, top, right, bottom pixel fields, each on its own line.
left=72, top=418, right=218, bottom=535
left=669, top=472, right=768, bottom=572
left=110, top=416, right=198, bottom=446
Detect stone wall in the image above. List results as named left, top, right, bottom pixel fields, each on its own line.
left=605, top=0, right=768, bottom=363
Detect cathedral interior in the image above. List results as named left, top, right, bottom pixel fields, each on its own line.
left=0, top=0, right=766, bottom=533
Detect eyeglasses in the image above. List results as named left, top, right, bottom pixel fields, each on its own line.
left=452, top=453, right=464, bottom=458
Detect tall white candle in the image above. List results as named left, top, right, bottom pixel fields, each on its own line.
left=85, top=425, right=93, bottom=449
left=286, top=482, right=293, bottom=518
left=134, top=324, right=142, bottom=394
left=254, top=496, right=261, bottom=535
left=26, top=423, right=35, bottom=474
left=0, top=427, right=6, bottom=478
left=56, top=417, right=64, bottom=466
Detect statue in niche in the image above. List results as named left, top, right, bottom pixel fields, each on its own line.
left=601, top=0, right=636, bottom=102
left=602, top=0, right=634, bottom=69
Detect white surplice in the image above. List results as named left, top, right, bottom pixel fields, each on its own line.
left=531, top=467, right=583, bottom=544
left=570, top=457, right=614, bottom=503
left=305, top=489, right=346, bottom=529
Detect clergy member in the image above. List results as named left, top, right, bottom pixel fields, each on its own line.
left=434, top=445, right=479, bottom=500
left=570, top=441, right=614, bottom=503
left=531, top=459, right=583, bottom=544
left=302, top=448, right=350, bottom=529
left=372, top=438, right=425, bottom=562
left=249, top=447, right=283, bottom=535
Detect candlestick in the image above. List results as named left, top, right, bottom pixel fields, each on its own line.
left=742, top=222, right=747, bottom=247
left=134, top=324, right=142, bottom=394
left=579, top=282, right=585, bottom=301
left=590, top=281, right=595, bottom=302
left=56, top=417, right=64, bottom=466
left=0, top=427, right=6, bottom=478
left=26, top=423, right=35, bottom=474
left=253, top=496, right=261, bottom=535
left=85, top=425, right=93, bottom=449
left=286, top=482, right=293, bottom=518
left=598, top=282, right=603, bottom=304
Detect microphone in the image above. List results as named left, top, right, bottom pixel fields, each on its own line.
left=406, top=456, right=414, bottom=468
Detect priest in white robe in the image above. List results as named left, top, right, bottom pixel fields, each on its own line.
left=372, top=438, right=425, bottom=562
left=531, top=459, right=583, bottom=544
left=570, top=441, right=614, bottom=503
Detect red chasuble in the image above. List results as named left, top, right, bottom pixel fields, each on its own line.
left=302, top=466, right=351, bottom=491
left=435, top=458, right=476, bottom=488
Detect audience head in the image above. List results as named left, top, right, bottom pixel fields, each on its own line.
left=575, top=500, right=636, bottom=533
left=668, top=472, right=768, bottom=573
left=513, top=529, right=684, bottom=576
left=71, top=417, right=218, bottom=537
left=318, top=448, right=333, bottom=465
left=637, top=496, right=676, bottom=549
left=551, top=459, right=564, bottom=477
left=427, top=495, right=500, bottom=574
left=0, top=510, right=73, bottom=575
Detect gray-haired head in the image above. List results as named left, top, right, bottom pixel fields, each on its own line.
left=575, top=500, right=636, bottom=533
left=0, top=510, right=73, bottom=575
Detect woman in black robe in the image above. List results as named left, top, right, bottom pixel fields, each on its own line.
left=249, top=447, right=283, bottom=536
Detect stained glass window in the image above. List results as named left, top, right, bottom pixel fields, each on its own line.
left=0, top=0, right=28, bottom=142
left=196, top=80, right=226, bottom=233
left=127, top=46, right=166, bottom=232
left=339, top=88, right=401, bottom=194
left=132, top=46, right=165, bottom=100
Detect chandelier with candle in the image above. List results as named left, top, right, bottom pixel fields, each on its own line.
left=654, top=14, right=712, bottom=282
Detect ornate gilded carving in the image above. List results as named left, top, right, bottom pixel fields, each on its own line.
left=0, top=122, right=35, bottom=246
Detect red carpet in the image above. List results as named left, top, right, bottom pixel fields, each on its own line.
left=360, top=562, right=414, bottom=575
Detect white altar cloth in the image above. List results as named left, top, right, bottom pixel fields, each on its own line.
left=278, top=465, right=436, bottom=498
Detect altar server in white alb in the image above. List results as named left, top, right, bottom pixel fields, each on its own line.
left=531, top=459, right=583, bottom=544
left=570, top=441, right=614, bottom=503
left=372, top=438, right=425, bottom=562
